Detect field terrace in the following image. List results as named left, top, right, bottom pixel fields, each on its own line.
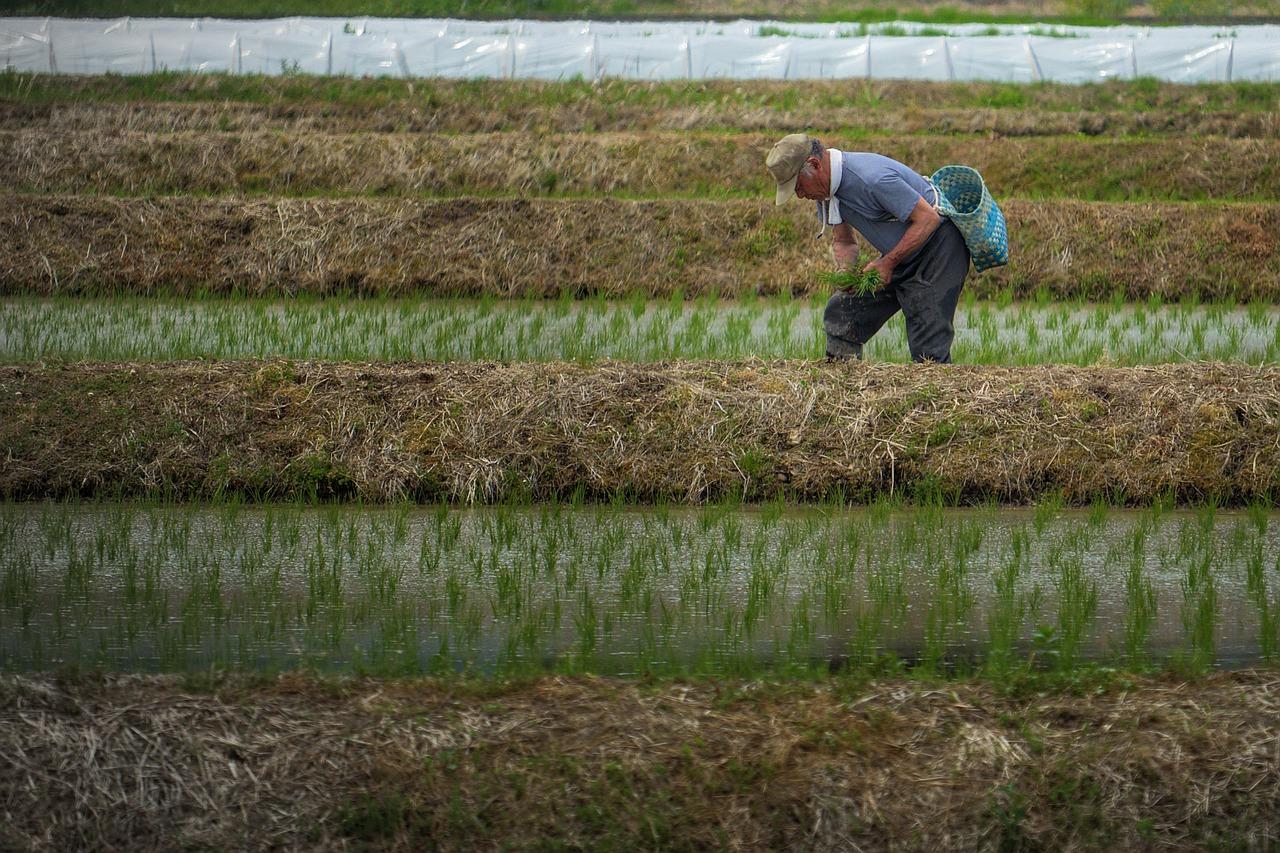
left=3, top=66, right=1280, bottom=850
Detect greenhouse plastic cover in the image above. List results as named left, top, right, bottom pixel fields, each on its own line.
left=1, top=16, right=1276, bottom=82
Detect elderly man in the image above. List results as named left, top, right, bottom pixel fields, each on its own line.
left=766, top=134, right=970, bottom=363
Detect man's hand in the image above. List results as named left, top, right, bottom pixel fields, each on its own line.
left=864, top=255, right=896, bottom=287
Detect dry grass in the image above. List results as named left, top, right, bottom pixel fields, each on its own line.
left=2, top=194, right=1276, bottom=300
left=2, top=670, right=1279, bottom=850
left=2, top=360, right=1278, bottom=504
left=4, top=98, right=1277, bottom=137
left=2, top=130, right=1274, bottom=201
left=5, top=75, right=1277, bottom=118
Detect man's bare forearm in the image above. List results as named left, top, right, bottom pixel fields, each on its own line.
left=831, top=223, right=859, bottom=268
left=832, top=238, right=859, bottom=268
left=883, top=214, right=941, bottom=268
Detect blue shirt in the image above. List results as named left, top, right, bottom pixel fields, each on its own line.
left=831, top=153, right=933, bottom=259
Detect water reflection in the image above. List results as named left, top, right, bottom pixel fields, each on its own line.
left=0, top=501, right=1275, bottom=675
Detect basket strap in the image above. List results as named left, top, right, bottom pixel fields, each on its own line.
left=924, top=178, right=943, bottom=214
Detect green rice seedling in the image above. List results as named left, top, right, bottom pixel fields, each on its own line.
left=846, top=544, right=904, bottom=671
left=1032, top=493, right=1064, bottom=537
left=0, top=550, right=35, bottom=626
left=1122, top=531, right=1157, bottom=668
left=985, top=528, right=1029, bottom=673
left=1086, top=496, right=1110, bottom=528
left=1246, top=543, right=1280, bottom=663
left=818, top=253, right=883, bottom=297
left=3, top=501, right=1277, bottom=677
left=1246, top=499, right=1273, bottom=537
left=1051, top=552, right=1098, bottom=671
left=1180, top=551, right=1218, bottom=673
left=5, top=296, right=1280, bottom=364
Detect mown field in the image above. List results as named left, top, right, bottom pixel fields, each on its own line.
left=10, top=131, right=1278, bottom=200
left=9, top=75, right=1279, bottom=135
left=4, top=67, right=1280, bottom=849
left=3, top=75, right=1278, bottom=301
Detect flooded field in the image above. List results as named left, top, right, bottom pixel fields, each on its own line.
left=3, top=501, right=1276, bottom=676
left=3, top=296, right=1278, bottom=364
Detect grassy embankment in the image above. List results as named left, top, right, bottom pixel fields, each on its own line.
left=3, top=360, right=1278, bottom=504
left=3, top=671, right=1280, bottom=850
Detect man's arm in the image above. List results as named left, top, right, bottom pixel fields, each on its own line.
left=831, top=223, right=859, bottom=269
left=865, top=196, right=942, bottom=285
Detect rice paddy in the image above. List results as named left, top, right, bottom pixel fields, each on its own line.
left=5, top=38, right=1280, bottom=852
left=5, top=295, right=1279, bottom=365
left=3, top=500, right=1277, bottom=676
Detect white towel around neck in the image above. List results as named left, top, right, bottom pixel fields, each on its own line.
left=817, top=147, right=844, bottom=238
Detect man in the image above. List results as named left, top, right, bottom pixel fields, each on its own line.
left=765, top=134, right=970, bottom=363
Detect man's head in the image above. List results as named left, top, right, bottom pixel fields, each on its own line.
left=765, top=134, right=830, bottom=205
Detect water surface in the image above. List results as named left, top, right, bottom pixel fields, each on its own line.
left=1, top=502, right=1276, bottom=675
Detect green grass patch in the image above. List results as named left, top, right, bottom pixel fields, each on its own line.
left=4, top=70, right=1278, bottom=116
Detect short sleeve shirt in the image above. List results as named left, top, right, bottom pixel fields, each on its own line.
left=833, top=153, right=933, bottom=259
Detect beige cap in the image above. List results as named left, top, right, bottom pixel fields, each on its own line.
left=765, top=133, right=813, bottom=206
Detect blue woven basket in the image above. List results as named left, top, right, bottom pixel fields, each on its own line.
left=928, top=165, right=1009, bottom=273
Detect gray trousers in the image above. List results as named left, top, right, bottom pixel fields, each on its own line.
left=824, top=219, right=970, bottom=363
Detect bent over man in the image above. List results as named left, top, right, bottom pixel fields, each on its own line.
left=765, top=134, right=970, bottom=363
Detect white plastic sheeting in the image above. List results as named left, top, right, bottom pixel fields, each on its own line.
left=1, top=16, right=1276, bottom=82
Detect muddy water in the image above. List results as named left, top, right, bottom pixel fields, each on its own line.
left=0, top=503, right=1276, bottom=675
